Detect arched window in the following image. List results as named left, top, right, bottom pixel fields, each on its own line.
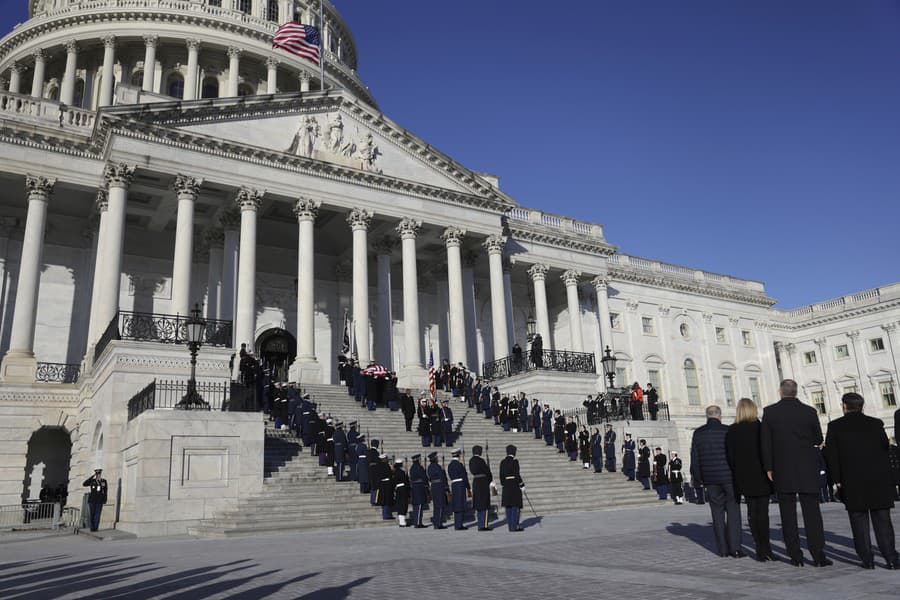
left=130, top=70, right=143, bottom=87
left=47, top=85, right=59, bottom=101
left=266, top=0, right=279, bottom=22
left=237, top=0, right=251, bottom=14
left=237, top=83, right=254, bottom=97
left=684, top=359, right=700, bottom=406
left=167, top=73, right=184, bottom=99
left=201, top=77, right=219, bottom=99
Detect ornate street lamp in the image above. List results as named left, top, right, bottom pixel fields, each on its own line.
left=526, top=314, right=537, bottom=342
left=177, top=303, right=209, bottom=410
left=600, top=345, right=617, bottom=390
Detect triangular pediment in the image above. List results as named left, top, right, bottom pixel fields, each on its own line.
left=102, top=92, right=514, bottom=204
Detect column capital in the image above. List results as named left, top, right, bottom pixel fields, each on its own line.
left=186, top=39, right=202, bottom=51
left=773, top=341, right=784, bottom=352
left=372, top=235, right=397, bottom=255
left=294, top=196, right=321, bottom=221
left=300, top=70, right=312, bottom=83
left=103, top=162, right=135, bottom=189
left=204, top=226, right=225, bottom=248
left=143, top=34, right=159, bottom=48
left=101, top=35, right=116, bottom=49
left=64, top=40, right=79, bottom=54
left=346, top=207, right=373, bottom=231
left=172, top=174, right=203, bottom=198
left=527, top=263, right=549, bottom=281
left=813, top=337, right=827, bottom=348
left=227, top=46, right=243, bottom=59
left=32, top=49, right=46, bottom=62
left=265, top=57, right=280, bottom=69
left=882, top=323, right=897, bottom=334
left=396, top=217, right=421, bottom=240
left=590, top=274, right=610, bottom=289
left=235, top=187, right=263, bottom=211
left=219, top=204, right=241, bottom=229
left=24, top=174, right=55, bottom=201
left=483, top=234, right=506, bottom=255
left=561, top=269, right=581, bottom=287
left=95, top=188, right=108, bottom=212
left=846, top=330, right=860, bottom=340
left=784, top=342, right=796, bottom=353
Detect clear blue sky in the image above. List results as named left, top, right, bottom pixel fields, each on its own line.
left=3, top=1, right=899, bottom=308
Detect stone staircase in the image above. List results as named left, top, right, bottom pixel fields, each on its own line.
left=190, top=383, right=659, bottom=537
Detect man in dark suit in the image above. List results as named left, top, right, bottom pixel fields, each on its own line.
left=761, top=379, right=831, bottom=567
left=825, top=392, right=900, bottom=569
left=82, top=469, right=108, bottom=532
left=690, top=405, right=743, bottom=558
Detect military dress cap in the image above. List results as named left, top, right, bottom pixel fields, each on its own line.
left=505, top=445, right=517, bottom=456
left=394, top=458, right=404, bottom=465
left=302, top=393, right=310, bottom=399
left=441, top=399, right=449, bottom=405
left=326, top=418, right=333, bottom=424
left=94, top=468, right=102, bottom=472
left=379, top=453, right=388, bottom=459
left=451, top=448, right=462, bottom=456
left=411, top=453, right=421, bottom=461
left=471, top=445, right=483, bottom=456
left=349, top=420, right=358, bottom=426
left=356, top=435, right=366, bottom=443
left=427, top=451, right=439, bottom=460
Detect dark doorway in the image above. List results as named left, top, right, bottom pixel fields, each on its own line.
left=256, top=328, right=297, bottom=382
left=22, top=427, right=72, bottom=504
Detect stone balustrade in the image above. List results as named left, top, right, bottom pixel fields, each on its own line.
left=506, top=206, right=605, bottom=240
left=0, top=91, right=95, bottom=129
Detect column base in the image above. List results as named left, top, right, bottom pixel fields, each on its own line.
left=289, top=359, right=323, bottom=385
left=0, top=351, right=37, bottom=383
left=397, top=365, right=428, bottom=391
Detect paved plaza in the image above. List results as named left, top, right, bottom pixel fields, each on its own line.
left=1, top=501, right=898, bottom=599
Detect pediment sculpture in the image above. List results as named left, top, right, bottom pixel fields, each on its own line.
left=286, top=113, right=381, bottom=173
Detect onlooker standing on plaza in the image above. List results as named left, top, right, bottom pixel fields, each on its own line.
left=690, top=405, right=743, bottom=558
left=761, top=379, right=831, bottom=567
left=726, top=398, right=774, bottom=561
left=824, top=392, right=900, bottom=570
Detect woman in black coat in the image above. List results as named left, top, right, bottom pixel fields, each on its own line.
left=636, top=439, right=651, bottom=489
left=590, top=428, right=604, bottom=473
left=726, top=398, right=774, bottom=561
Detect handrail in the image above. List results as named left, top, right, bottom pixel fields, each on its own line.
left=483, top=349, right=596, bottom=380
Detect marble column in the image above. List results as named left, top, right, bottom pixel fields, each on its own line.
left=527, top=264, right=551, bottom=345
left=561, top=270, right=584, bottom=352
left=86, top=190, right=109, bottom=348
left=30, top=50, right=46, bottom=98
left=774, top=341, right=793, bottom=380
left=503, top=258, right=516, bottom=350
left=0, top=175, right=55, bottom=382
left=141, top=35, right=158, bottom=92
left=483, top=235, right=509, bottom=360
left=234, top=187, right=263, bottom=355
left=461, top=250, right=479, bottom=370
left=347, top=208, right=372, bottom=364
left=290, top=197, right=322, bottom=382
left=95, top=163, right=133, bottom=340
left=441, top=226, right=467, bottom=367
left=60, top=41, right=78, bottom=105
left=219, top=206, right=240, bottom=325
left=300, top=71, right=311, bottom=93
left=98, top=36, right=116, bottom=107
left=591, top=275, right=612, bottom=353
left=265, top=57, right=279, bottom=94
left=184, top=40, right=201, bottom=101
left=227, top=47, right=242, bottom=97
left=373, top=236, right=396, bottom=371
left=204, top=228, right=224, bottom=321
left=397, top=218, right=424, bottom=384
left=9, top=63, right=22, bottom=94
left=171, top=174, right=203, bottom=317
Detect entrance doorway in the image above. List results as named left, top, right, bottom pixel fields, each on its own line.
left=256, top=328, right=297, bottom=382
left=22, top=427, right=72, bottom=504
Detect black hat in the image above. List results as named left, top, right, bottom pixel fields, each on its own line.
left=356, top=435, right=366, bottom=443
left=505, top=445, right=517, bottom=456
left=471, top=445, right=483, bottom=456
left=427, top=451, right=439, bottom=460
left=411, top=453, right=421, bottom=461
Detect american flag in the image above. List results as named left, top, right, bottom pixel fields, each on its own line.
left=273, top=22, right=321, bottom=66
left=427, top=348, right=436, bottom=400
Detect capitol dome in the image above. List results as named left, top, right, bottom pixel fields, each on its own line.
left=0, top=0, right=375, bottom=108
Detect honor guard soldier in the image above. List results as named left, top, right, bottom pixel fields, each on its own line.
left=431, top=402, right=445, bottom=447
left=417, top=396, right=432, bottom=446
left=83, top=468, right=108, bottom=532
left=332, top=421, right=348, bottom=481
left=373, top=454, right=394, bottom=520
left=354, top=435, right=368, bottom=493
left=409, top=454, right=429, bottom=528
left=367, top=440, right=381, bottom=504
left=542, top=405, right=554, bottom=446
left=499, top=445, right=525, bottom=532
left=447, top=448, right=471, bottom=530
left=346, top=421, right=360, bottom=480
left=427, top=451, right=449, bottom=529
left=441, top=400, right=455, bottom=446
left=604, top=424, right=617, bottom=472
left=393, top=459, right=410, bottom=527
left=469, top=445, right=493, bottom=531
left=532, top=399, right=542, bottom=439
left=554, top=411, right=565, bottom=453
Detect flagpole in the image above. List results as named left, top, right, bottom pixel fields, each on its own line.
left=320, top=0, right=326, bottom=92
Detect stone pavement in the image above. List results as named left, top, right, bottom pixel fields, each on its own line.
left=0, top=501, right=897, bottom=600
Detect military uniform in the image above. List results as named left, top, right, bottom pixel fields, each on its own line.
left=83, top=470, right=108, bottom=531
left=604, top=426, right=617, bottom=472
left=409, top=455, right=429, bottom=528
left=499, top=445, right=525, bottom=532
left=440, top=402, right=454, bottom=446
left=373, top=455, right=394, bottom=520
left=532, top=401, right=542, bottom=439
left=332, top=423, right=348, bottom=481
left=393, top=460, right=410, bottom=526
left=590, top=430, right=604, bottom=473
left=447, top=450, right=470, bottom=530
left=367, top=443, right=380, bottom=504
left=542, top=407, right=553, bottom=445
left=636, top=441, right=650, bottom=487
left=469, top=446, right=493, bottom=531
left=354, top=436, right=369, bottom=494
left=652, top=450, right=669, bottom=500
left=427, top=452, right=449, bottom=529
left=417, top=399, right=433, bottom=446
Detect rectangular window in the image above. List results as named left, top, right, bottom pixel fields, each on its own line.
left=803, top=351, right=817, bottom=365
left=647, top=369, right=661, bottom=396
left=615, top=367, right=627, bottom=387
left=641, top=316, right=655, bottom=335
left=610, top=312, right=622, bottom=331
left=715, top=327, right=727, bottom=343
left=685, top=370, right=700, bottom=406
left=834, top=344, right=850, bottom=360
left=811, top=390, right=826, bottom=414
left=748, top=376, right=761, bottom=406
left=870, top=337, right=885, bottom=352
left=741, top=330, right=753, bottom=346
left=880, top=381, right=897, bottom=408
left=722, top=375, right=735, bottom=407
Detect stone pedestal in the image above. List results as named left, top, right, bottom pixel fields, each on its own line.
left=0, top=352, right=37, bottom=383
left=398, top=365, right=427, bottom=390
left=495, top=370, right=598, bottom=410
left=288, top=360, right=322, bottom=385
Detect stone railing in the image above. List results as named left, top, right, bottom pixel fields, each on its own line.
left=783, top=286, right=884, bottom=320
left=506, top=207, right=605, bottom=241
left=0, top=92, right=95, bottom=130
left=607, top=253, right=769, bottom=296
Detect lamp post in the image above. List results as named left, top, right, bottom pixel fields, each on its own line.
left=177, top=303, right=209, bottom=409
left=526, top=314, right=536, bottom=343
left=600, top=345, right=617, bottom=390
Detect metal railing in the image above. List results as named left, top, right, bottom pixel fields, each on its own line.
left=35, top=362, right=81, bottom=384
left=482, top=350, right=596, bottom=380
left=561, top=394, right=671, bottom=424
left=94, top=313, right=120, bottom=363
left=0, top=502, right=80, bottom=531
left=127, top=378, right=231, bottom=421
left=94, top=311, right=233, bottom=364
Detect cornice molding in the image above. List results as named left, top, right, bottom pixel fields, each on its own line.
left=768, top=299, right=900, bottom=331
left=608, top=266, right=776, bottom=308
left=507, top=224, right=616, bottom=256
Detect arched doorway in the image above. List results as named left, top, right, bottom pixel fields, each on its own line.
left=256, top=328, right=296, bottom=382
left=22, top=427, right=72, bottom=503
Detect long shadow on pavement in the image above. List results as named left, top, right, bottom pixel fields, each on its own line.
left=295, top=576, right=373, bottom=600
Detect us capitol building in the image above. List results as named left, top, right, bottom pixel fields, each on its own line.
left=0, top=0, right=897, bottom=533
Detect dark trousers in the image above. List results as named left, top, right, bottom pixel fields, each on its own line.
left=476, top=509, right=489, bottom=529
left=88, top=501, right=103, bottom=531
left=746, top=495, right=772, bottom=557
left=411, top=504, right=424, bottom=526
left=706, top=482, right=742, bottom=555
left=848, top=508, right=898, bottom=564
left=638, top=476, right=650, bottom=489
left=776, top=492, right=825, bottom=562
left=404, top=415, right=414, bottom=432
left=505, top=506, right=520, bottom=531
